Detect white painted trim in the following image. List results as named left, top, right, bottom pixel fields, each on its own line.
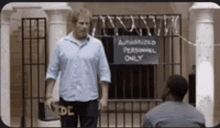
left=8, top=2, right=42, bottom=9
left=190, top=2, right=220, bottom=10
left=41, top=6, right=72, bottom=11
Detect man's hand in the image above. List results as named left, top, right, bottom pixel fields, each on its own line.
left=99, top=98, right=108, bottom=112
left=45, top=79, right=56, bottom=111
left=45, top=97, right=55, bottom=111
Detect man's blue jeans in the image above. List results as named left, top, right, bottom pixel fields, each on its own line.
left=59, top=97, right=100, bottom=128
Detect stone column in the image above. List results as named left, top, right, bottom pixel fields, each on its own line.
left=189, top=2, right=220, bottom=127
left=1, top=5, right=15, bottom=127
left=39, top=3, right=71, bottom=127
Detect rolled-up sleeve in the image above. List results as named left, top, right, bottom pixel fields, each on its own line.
left=97, top=43, right=111, bottom=83
left=45, top=44, right=61, bottom=81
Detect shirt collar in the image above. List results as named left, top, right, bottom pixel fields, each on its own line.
left=164, top=101, right=183, bottom=105
left=65, top=31, right=90, bottom=43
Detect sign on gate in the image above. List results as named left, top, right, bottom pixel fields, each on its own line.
left=114, top=36, right=159, bottom=64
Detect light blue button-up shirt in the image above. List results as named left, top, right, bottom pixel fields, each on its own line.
left=46, top=31, right=111, bottom=102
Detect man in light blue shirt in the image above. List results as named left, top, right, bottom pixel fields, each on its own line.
left=142, top=75, right=206, bottom=127
left=45, top=7, right=111, bottom=128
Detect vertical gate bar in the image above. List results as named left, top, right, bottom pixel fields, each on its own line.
left=106, top=15, right=108, bottom=36
left=44, top=18, right=47, bottom=100
left=139, top=67, right=142, bottom=98
left=156, top=65, right=158, bottom=99
left=29, top=19, right=33, bottom=127
left=107, top=100, right=109, bottom=128
left=147, top=66, right=150, bottom=98
left=172, top=28, right=174, bottom=75
left=123, top=70, right=125, bottom=128
left=138, top=15, right=141, bottom=127
left=147, top=101, right=150, bottom=112
left=115, top=15, right=118, bottom=128
left=130, top=68, right=133, bottom=128
left=106, top=16, right=108, bottom=128
left=115, top=67, right=117, bottom=127
left=130, top=67, right=134, bottom=128
left=163, top=18, right=166, bottom=82
left=179, top=14, right=182, bottom=75
left=98, top=16, right=101, bottom=128
left=154, top=65, right=157, bottom=99
left=37, top=19, right=40, bottom=122
left=123, top=101, right=125, bottom=127
left=140, top=101, right=142, bottom=127
left=106, top=15, right=109, bottom=62
left=21, top=18, right=26, bottom=127
left=105, top=19, right=109, bottom=60
left=139, top=68, right=142, bottom=127
left=138, top=14, right=141, bottom=111
left=122, top=15, right=124, bottom=36
left=98, top=16, right=101, bottom=40
left=115, top=15, right=119, bottom=36
left=115, top=101, right=117, bottom=128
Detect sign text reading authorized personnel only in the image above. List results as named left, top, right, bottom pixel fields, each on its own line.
left=114, top=36, right=159, bottom=64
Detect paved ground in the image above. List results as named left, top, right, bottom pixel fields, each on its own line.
left=11, top=112, right=220, bottom=127
left=11, top=113, right=146, bottom=127
left=11, top=103, right=220, bottom=127
left=11, top=101, right=160, bottom=127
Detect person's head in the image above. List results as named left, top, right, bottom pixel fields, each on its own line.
left=161, top=74, right=188, bottom=102
left=70, top=7, right=92, bottom=40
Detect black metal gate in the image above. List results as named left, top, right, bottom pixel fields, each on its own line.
left=21, top=18, right=47, bottom=127
left=91, top=14, right=182, bottom=127
left=20, top=14, right=182, bottom=128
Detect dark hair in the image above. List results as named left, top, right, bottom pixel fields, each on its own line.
left=166, top=75, right=188, bottom=101
left=70, top=7, right=92, bottom=24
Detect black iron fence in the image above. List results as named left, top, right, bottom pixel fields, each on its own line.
left=97, top=99, right=162, bottom=127
left=92, top=14, right=182, bottom=127
left=21, top=18, right=47, bottom=127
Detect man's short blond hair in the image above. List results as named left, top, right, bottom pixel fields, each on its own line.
left=70, top=7, right=92, bottom=24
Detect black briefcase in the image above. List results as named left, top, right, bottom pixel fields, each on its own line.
left=38, top=101, right=60, bottom=121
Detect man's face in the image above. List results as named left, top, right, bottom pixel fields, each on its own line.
left=74, top=14, right=90, bottom=39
